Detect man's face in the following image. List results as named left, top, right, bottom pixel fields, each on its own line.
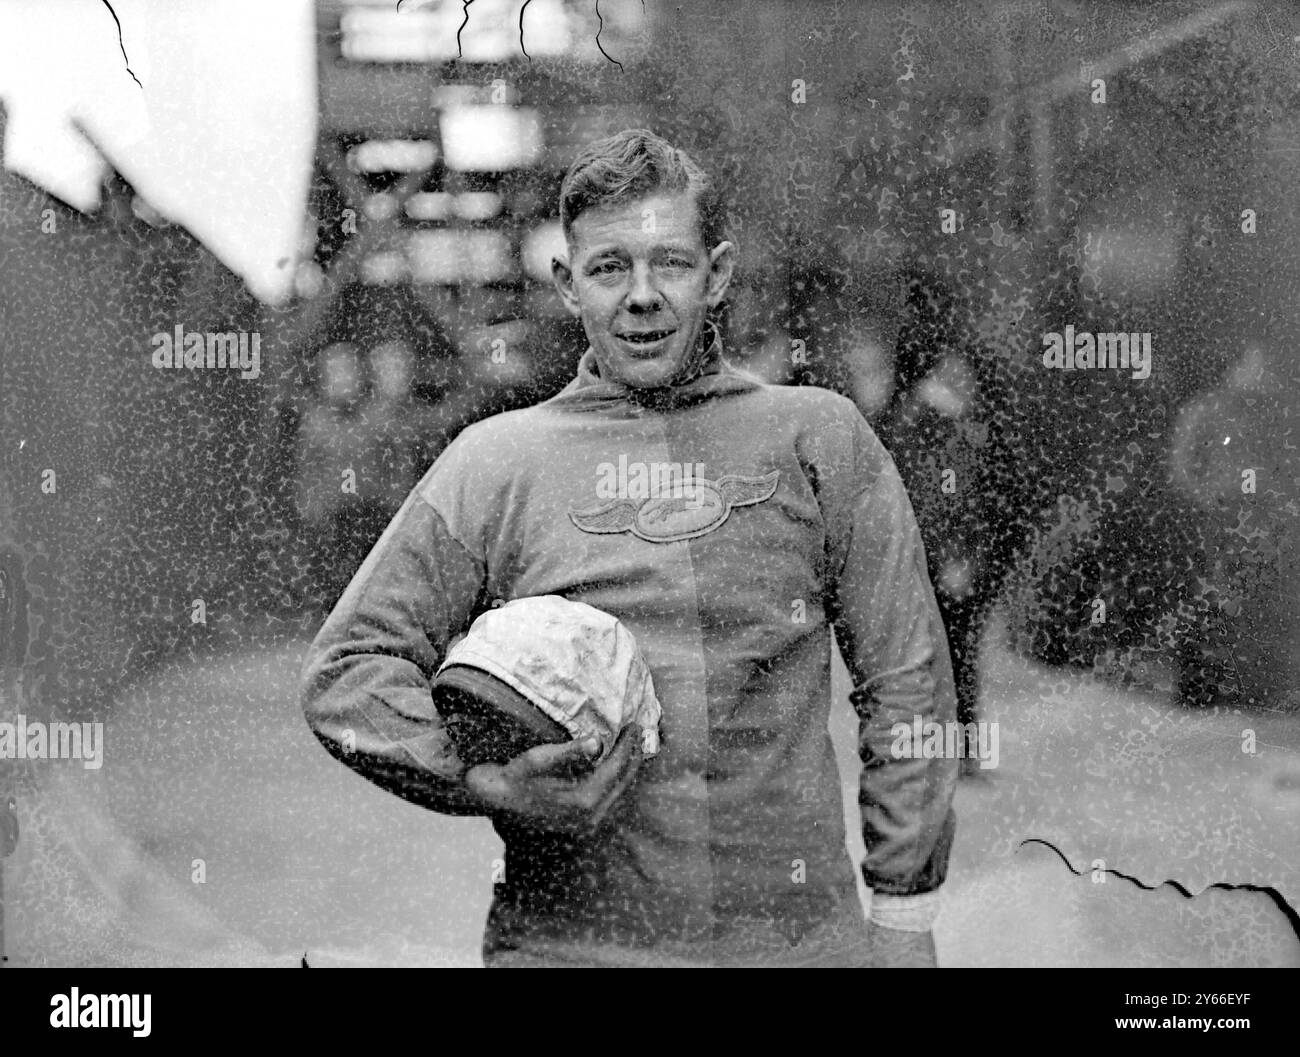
left=552, top=192, right=734, bottom=389
left=370, top=340, right=413, bottom=400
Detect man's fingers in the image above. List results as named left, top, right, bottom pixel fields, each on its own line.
left=463, top=762, right=507, bottom=811
left=584, top=724, right=642, bottom=786
left=608, top=724, right=645, bottom=777
left=587, top=726, right=644, bottom=821
left=591, top=762, right=640, bottom=827
left=490, top=726, right=648, bottom=835
left=512, top=736, right=601, bottom=777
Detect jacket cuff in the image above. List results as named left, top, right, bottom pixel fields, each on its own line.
left=868, top=889, right=942, bottom=932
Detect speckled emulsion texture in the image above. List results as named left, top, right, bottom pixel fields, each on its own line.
left=2, top=0, right=1298, bottom=967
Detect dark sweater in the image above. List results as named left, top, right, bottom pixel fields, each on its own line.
left=300, top=340, right=958, bottom=964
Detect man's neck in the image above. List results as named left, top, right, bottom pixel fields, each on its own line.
left=584, top=324, right=725, bottom=391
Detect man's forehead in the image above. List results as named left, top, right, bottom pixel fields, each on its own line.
left=568, top=192, right=705, bottom=252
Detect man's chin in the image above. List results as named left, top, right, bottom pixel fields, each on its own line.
left=623, top=363, right=684, bottom=389
left=598, top=346, right=693, bottom=389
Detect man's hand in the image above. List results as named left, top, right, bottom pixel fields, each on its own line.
left=464, top=725, right=643, bottom=837
left=864, top=922, right=938, bottom=968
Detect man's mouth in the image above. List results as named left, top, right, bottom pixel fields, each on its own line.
left=617, top=328, right=676, bottom=350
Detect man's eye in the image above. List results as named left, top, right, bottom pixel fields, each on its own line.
left=590, top=261, right=625, bottom=275
left=661, top=258, right=693, bottom=269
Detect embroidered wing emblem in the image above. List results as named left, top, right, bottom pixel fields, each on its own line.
left=569, top=471, right=780, bottom=543
left=717, top=471, right=780, bottom=508
left=568, top=498, right=641, bottom=535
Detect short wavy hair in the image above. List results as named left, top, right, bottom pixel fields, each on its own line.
left=559, top=129, right=725, bottom=248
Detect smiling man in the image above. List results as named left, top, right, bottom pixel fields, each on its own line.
left=552, top=162, right=731, bottom=390
left=301, top=129, right=959, bottom=967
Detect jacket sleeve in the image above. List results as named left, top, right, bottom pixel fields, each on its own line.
left=299, top=481, right=490, bottom=817
left=822, top=403, right=959, bottom=898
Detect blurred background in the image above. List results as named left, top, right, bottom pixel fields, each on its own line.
left=1, top=0, right=1298, bottom=966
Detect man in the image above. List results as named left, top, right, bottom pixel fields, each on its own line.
left=301, top=129, right=959, bottom=967
left=868, top=269, right=1024, bottom=772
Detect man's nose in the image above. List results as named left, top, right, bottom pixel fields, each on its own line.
left=625, top=264, right=662, bottom=312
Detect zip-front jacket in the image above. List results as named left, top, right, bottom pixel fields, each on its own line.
left=301, top=337, right=959, bottom=965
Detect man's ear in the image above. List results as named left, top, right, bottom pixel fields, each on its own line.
left=551, top=253, right=582, bottom=318
left=705, top=240, right=736, bottom=308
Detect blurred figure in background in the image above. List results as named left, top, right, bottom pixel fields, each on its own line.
left=293, top=341, right=376, bottom=609
left=760, top=260, right=1022, bottom=757
left=1168, top=340, right=1294, bottom=708
left=854, top=270, right=1023, bottom=765
left=356, top=338, right=440, bottom=514
left=1013, top=178, right=1225, bottom=681
left=839, top=310, right=897, bottom=419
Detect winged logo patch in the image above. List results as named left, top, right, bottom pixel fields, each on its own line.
left=569, top=470, right=780, bottom=543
